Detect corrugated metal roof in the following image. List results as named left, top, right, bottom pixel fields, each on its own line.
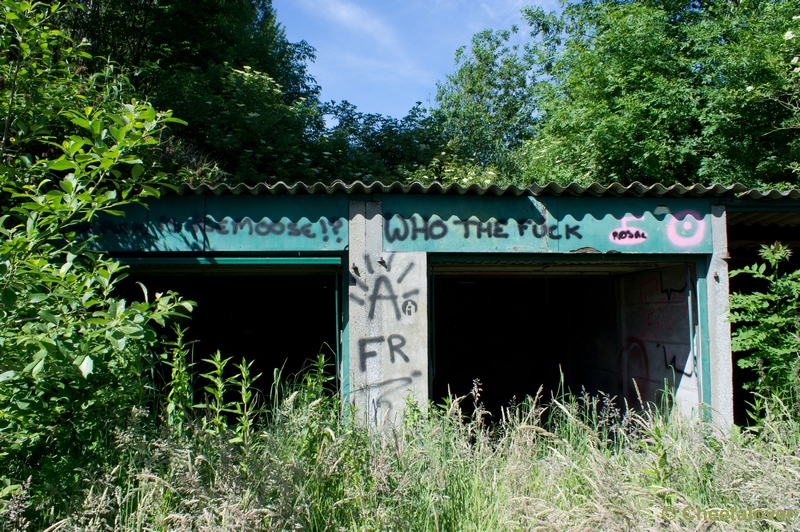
left=171, top=180, right=800, bottom=199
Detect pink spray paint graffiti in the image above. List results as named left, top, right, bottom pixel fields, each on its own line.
left=667, top=210, right=706, bottom=247
left=620, top=336, right=652, bottom=405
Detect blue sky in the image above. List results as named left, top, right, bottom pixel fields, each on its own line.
left=272, top=0, right=561, bottom=119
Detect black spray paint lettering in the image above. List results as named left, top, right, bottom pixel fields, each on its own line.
left=350, top=258, right=417, bottom=323
left=517, top=220, right=583, bottom=240
left=384, top=215, right=448, bottom=243
left=368, top=276, right=402, bottom=320
left=352, top=370, right=424, bottom=420
left=358, top=334, right=409, bottom=371
left=452, top=220, right=510, bottom=239
left=319, top=217, right=344, bottom=243
left=195, top=217, right=337, bottom=239
left=661, top=343, right=693, bottom=377
left=385, top=215, right=582, bottom=242
left=612, top=229, right=647, bottom=241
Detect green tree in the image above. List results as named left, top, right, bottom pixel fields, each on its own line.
left=436, top=0, right=800, bottom=189
left=315, top=100, right=446, bottom=183
left=1, top=0, right=190, bottom=520
left=434, top=26, right=539, bottom=177
left=67, top=0, right=322, bottom=184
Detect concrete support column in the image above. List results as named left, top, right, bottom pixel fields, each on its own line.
left=706, top=204, right=733, bottom=429
left=347, top=201, right=428, bottom=426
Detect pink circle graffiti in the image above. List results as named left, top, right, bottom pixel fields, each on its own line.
left=666, top=211, right=706, bottom=247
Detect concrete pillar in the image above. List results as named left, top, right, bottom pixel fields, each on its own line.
left=706, top=204, right=733, bottom=429
left=347, top=200, right=428, bottom=426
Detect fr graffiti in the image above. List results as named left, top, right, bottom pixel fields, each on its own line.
left=384, top=215, right=582, bottom=243
left=358, top=335, right=408, bottom=371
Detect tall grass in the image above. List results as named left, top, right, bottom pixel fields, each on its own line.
left=5, top=357, right=799, bottom=531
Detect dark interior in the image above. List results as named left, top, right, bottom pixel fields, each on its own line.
left=114, top=267, right=339, bottom=393
left=432, top=275, right=620, bottom=416
left=727, top=216, right=800, bottom=425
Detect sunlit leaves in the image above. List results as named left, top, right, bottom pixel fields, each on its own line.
left=435, top=0, right=800, bottom=189
left=730, top=242, right=800, bottom=413
left=0, top=0, right=194, bottom=514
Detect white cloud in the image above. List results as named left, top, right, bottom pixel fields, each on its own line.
left=295, top=0, right=401, bottom=50
left=479, top=0, right=526, bottom=22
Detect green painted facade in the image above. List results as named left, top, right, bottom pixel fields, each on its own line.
left=382, top=196, right=711, bottom=254
left=91, top=194, right=712, bottom=255
left=89, top=191, right=728, bottom=423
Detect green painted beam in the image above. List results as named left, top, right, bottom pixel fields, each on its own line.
left=116, top=256, right=343, bottom=266
left=381, top=196, right=713, bottom=254
left=87, top=194, right=350, bottom=253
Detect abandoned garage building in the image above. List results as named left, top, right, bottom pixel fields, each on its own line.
left=90, top=181, right=800, bottom=428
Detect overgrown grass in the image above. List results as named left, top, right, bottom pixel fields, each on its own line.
left=3, top=357, right=799, bottom=531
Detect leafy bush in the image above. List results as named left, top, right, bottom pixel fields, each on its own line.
left=0, top=0, right=191, bottom=522
left=729, top=242, right=800, bottom=418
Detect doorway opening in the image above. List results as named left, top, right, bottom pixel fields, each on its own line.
left=114, top=264, right=341, bottom=394
left=431, top=261, right=700, bottom=417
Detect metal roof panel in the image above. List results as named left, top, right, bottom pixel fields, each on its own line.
left=169, top=180, right=800, bottom=199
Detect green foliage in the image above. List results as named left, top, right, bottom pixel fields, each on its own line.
left=66, top=0, right=324, bottom=185
left=729, top=242, right=800, bottom=416
left=193, top=351, right=262, bottom=446
left=164, top=326, right=194, bottom=438
left=436, top=0, right=800, bottom=188
left=0, top=0, right=192, bottom=521
left=435, top=26, right=538, bottom=175
left=314, top=101, right=446, bottom=183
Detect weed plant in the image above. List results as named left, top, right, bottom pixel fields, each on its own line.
left=6, top=355, right=797, bottom=532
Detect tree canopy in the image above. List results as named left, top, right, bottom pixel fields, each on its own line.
left=66, top=0, right=325, bottom=183
left=63, top=0, right=450, bottom=185
left=435, top=0, right=800, bottom=189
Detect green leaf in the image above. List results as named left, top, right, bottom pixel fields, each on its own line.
left=1, top=288, right=17, bottom=308
left=39, top=310, right=59, bottom=324
left=31, top=358, right=44, bottom=377
left=47, top=159, right=78, bottom=171
left=131, top=164, right=144, bottom=180
left=29, top=293, right=48, bottom=304
left=71, top=116, right=91, bottom=130
left=60, top=175, right=76, bottom=194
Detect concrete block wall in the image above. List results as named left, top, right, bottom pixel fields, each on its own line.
left=347, top=201, right=428, bottom=426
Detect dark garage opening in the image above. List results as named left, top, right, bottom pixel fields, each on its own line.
left=114, top=266, right=340, bottom=393
left=431, top=262, right=699, bottom=417
left=726, top=211, right=800, bottom=425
